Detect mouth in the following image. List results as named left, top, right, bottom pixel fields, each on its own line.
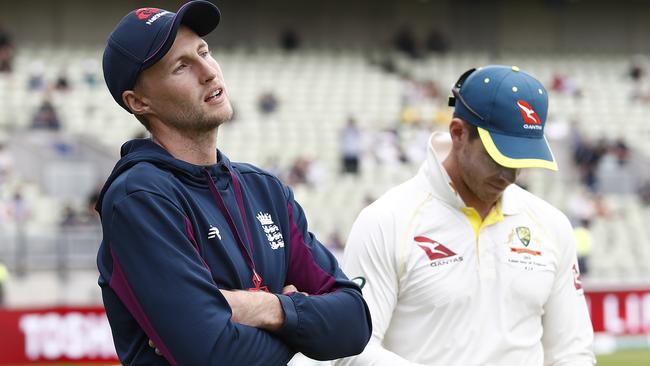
left=488, top=182, right=510, bottom=192
left=204, top=87, right=224, bottom=103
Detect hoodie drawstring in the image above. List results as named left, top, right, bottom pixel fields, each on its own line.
left=202, top=168, right=266, bottom=291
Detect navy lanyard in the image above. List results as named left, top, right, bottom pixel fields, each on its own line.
left=203, top=168, right=266, bottom=291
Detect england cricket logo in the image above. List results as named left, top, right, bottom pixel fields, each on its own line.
left=256, top=212, right=284, bottom=250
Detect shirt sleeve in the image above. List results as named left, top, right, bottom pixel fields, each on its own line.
left=105, top=190, right=294, bottom=366
left=273, top=186, right=372, bottom=361
left=541, top=214, right=596, bottom=366
left=333, top=206, right=427, bottom=366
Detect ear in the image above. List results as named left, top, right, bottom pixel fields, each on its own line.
left=122, top=90, right=150, bottom=115
left=448, top=118, right=465, bottom=142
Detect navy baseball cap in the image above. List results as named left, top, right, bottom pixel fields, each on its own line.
left=448, top=65, right=558, bottom=171
left=103, top=1, right=221, bottom=112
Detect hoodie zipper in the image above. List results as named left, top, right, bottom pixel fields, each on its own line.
left=202, top=168, right=266, bottom=291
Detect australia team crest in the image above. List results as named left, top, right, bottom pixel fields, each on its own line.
left=516, top=226, right=531, bottom=246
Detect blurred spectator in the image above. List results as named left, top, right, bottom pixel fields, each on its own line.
left=592, top=193, right=609, bottom=218
left=373, top=129, right=408, bottom=166
left=0, top=143, right=13, bottom=185
left=27, top=60, right=45, bottom=91
left=568, top=188, right=597, bottom=224
left=572, top=134, right=607, bottom=191
left=628, top=56, right=645, bottom=100
left=31, top=99, right=61, bottom=130
left=639, top=182, right=650, bottom=206
left=378, top=57, right=397, bottom=74
left=54, top=70, right=71, bottom=92
left=432, top=101, right=453, bottom=126
left=425, top=29, right=449, bottom=54
left=399, top=104, right=420, bottom=125
left=401, top=75, right=424, bottom=106
left=628, top=57, right=645, bottom=82
left=394, top=26, right=420, bottom=59
left=287, top=157, right=310, bottom=186
left=81, top=58, right=99, bottom=88
left=85, top=185, right=102, bottom=224
left=8, top=189, right=28, bottom=277
left=574, top=219, right=593, bottom=276
left=280, top=29, right=300, bottom=51
left=0, top=24, right=14, bottom=73
left=60, top=204, right=81, bottom=227
left=286, top=156, right=326, bottom=189
left=340, top=117, right=362, bottom=175
left=7, top=190, right=28, bottom=224
left=257, top=91, right=279, bottom=116
left=612, top=138, right=630, bottom=166
left=405, top=121, right=431, bottom=164
left=399, top=75, right=424, bottom=125
left=0, top=262, right=7, bottom=306
left=550, top=73, right=582, bottom=98
left=326, top=230, right=345, bottom=262
left=306, top=158, right=327, bottom=189
left=421, top=80, right=441, bottom=100
left=595, top=145, right=637, bottom=194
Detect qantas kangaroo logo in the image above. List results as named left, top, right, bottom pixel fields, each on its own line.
left=414, top=236, right=457, bottom=260
left=516, top=100, right=541, bottom=125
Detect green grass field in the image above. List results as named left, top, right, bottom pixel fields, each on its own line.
left=597, top=349, right=650, bottom=366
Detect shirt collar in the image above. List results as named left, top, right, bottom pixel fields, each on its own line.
left=421, top=132, right=522, bottom=215
left=420, top=132, right=465, bottom=210
left=500, top=185, right=522, bottom=215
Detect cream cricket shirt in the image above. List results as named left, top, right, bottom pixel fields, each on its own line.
left=334, top=133, right=595, bottom=366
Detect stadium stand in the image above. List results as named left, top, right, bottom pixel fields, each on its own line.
left=1, top=46, right=650, bottom=286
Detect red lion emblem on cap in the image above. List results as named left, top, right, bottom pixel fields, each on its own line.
left=135, top=8, right=160, bottom=21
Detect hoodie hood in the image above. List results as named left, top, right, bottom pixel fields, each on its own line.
left=95, top=138, right=232, bottom=214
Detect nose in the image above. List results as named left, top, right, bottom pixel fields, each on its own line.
left=198, top=58, right=218, bottom=84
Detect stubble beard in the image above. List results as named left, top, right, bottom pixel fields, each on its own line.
left=458, top=152, right=502, bottom=206
left=165, top=99, right=233, bottom=137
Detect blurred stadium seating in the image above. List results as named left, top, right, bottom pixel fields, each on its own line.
left=2, top=46, right=650, bottom=283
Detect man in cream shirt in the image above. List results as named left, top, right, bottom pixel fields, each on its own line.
left=335, top=66, right=595, bottom=366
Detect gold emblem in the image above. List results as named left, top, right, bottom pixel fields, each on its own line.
left=516, top=226, right=531, bottom=247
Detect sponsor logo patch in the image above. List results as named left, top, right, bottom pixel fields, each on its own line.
left=208, top=225, right=221, bottom=240
left=517, top=99, right=543, bottom=130
left=414, top=236, right=463, bottom=267
left=135, top=8, right=160, bottom=20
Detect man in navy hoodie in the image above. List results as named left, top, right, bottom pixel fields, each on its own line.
left=97, top=2, right=371, bottom=365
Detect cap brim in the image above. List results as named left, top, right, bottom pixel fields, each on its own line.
left=478, top=127, right=558, bottom=171
left=143, top=1, right=220, bottom=69
left=176, top=0, right=221, bottom=37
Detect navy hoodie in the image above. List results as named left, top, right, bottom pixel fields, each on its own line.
left=96, top=139, right=371, bottom=366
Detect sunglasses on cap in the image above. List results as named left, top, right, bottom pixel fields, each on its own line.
left=447, top=68, right=485, bottom=122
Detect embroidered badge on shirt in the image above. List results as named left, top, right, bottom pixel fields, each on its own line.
left=256, top=212, right=284, bottom=250
left=509, top=226, right=541, bottom=256
left=506, top=226, right=549, bottom=271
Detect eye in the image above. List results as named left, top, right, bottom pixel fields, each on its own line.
left=173, top=64, right=187, bottom=73
left=199, top=49, right=211, bottom=58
